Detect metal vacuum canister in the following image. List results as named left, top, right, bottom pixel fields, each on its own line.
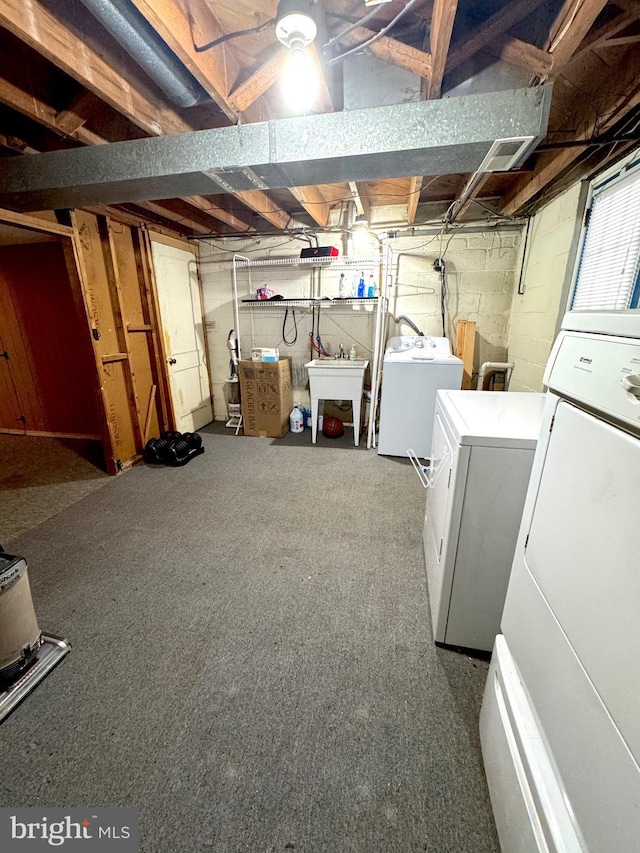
left=0, top=551, right=41, bottom=688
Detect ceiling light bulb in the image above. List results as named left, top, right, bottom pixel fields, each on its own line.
left=354, top=213, right=369, bottom=229
left=275, top=1, right=317, bottom=50
left=281, top=46, right=318, bottom=112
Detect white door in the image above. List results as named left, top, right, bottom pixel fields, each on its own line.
left=151, top=241, right=213, bottom=433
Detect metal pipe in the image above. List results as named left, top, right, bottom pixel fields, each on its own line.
left=78, top=0, right=209, bottom=108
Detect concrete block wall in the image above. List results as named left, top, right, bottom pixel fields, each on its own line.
left=388, top=228, right=522, bottom=377
left=198, top=227, right=522, bottom=419
left=507, top=183, right=583, bottom=392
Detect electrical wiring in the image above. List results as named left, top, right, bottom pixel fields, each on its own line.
left=327, top=0, right=421, bottom=65
left=194, top=18, right=276, bottom=53
left=323, top=3, right=387, bottom=49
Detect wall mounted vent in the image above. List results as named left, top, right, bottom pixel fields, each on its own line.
left=477, top=136, right=536, bottom=172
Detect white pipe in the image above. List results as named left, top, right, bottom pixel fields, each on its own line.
left=477, top=362, right=514, bottom=391
left=232, top=254, right=250, bottom=360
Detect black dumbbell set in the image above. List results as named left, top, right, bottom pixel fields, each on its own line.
left=143, top=431, right=204, bottom=467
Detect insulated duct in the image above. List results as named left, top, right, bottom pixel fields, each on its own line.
left=78, top=0, right=209, bottom=108
left=0, top=86, right=552, bottom=212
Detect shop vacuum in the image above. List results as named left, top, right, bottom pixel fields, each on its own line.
left=0, top=547, right=70, bottom=723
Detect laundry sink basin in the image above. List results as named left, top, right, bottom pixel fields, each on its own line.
left=305, top=359, right=369, bottom=447
left=306, top=359, right=368, bottom=370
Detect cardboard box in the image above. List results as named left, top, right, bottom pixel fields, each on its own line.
left=238, top=357, right=293, bottom=438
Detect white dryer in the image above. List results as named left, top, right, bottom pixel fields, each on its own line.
left=423, top=390, right=545, bottom=651
left=377, top=335, right=463, bottom=457
left=480, top=311, right=640, bottom=853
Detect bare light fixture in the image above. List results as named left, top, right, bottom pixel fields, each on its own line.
left=354, top=213, right=369, bottom=229
left=275, top=0, right=317, bottom=52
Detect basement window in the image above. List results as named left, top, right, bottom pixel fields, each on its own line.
left=571, top=151, right=640, bottom=311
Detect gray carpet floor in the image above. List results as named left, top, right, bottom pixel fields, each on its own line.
left=0, top=434, right=109, bottom=544
left=0, top=425, right=499, bottom=853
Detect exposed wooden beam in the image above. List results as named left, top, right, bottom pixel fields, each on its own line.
left=185, top=196, right=255, bottom=233
left=407, top=177, right=422, bottom=224
left=135, top=201, right=219, bottom=235
left=575, top=8, right=640, bottom=57
left=600, top=34, right=640, bottom=47
left=429, top=0, right=459, bottom=98
left=288, top=186, right=333, bottom=228
left=0, top=134, right=39, bottom=155
left=0, top=1, right=291, bottom=230
left=55, top=90, right=102, bottom=136
left=128, top=0, right=238, bottom=122
left=0, top=206, right=73, bottom=237
left=308, top=42, right=336, bottom=113
left=0, top=75, right=104, bottom=145
left=0, top=0, right=193, bottom=137
left=447, top=0, right=547, bottom=75
left=228, top=50, right=289, bottom=113
left=454, top=173, right=492, bottom=220
left=485, top=35, right=553, bottom=78
left=349, top=182, right=371, bottom=224
left=500, top=57, right=640, bottom=215
left=236, top=191, right=292, bottom=231
left=335, top=26, right=432, bottom=79
left=83, top=205, right=188, bottom=240
left=548, top=0, right=608, bottom=71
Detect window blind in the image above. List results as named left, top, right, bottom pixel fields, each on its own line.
left=572, top=164, right=640, bottom=311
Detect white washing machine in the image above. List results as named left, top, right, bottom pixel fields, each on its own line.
left=423, top=390, right=545, bottom=652
left=480, top=311, right=640, bottom=852
left=377, top=335, right=463, bottom=457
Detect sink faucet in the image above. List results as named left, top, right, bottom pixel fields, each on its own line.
left=339, top=343, right=345, bottom=359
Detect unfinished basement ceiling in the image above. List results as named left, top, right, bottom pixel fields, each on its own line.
left=0, top=1, right=638, bottom=236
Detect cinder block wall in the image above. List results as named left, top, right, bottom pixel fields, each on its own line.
left=198, top=227, right=522, bottom=419
left=507, top=183, right=583, bottom=392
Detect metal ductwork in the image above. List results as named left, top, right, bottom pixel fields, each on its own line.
left=0, top=86, right=552, bottom=212
left=78, top=0, right=209, bottom=108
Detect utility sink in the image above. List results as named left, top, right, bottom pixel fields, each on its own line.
left=306, top=359, right=369, bottom=447
left=306, top=358, right=369, bottom=369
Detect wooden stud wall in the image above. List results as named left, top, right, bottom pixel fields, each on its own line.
left=71, top=209, right=169, bottom=473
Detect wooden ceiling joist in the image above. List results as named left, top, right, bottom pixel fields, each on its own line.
left=55, top=90, right=102, bottom=136
left=288, top=186, right=333, bottom=228
left=0, top=0, right=193, bottom=137
left=500, top=51, right=640, bottom=215
left=0, top=0, right=291, bottom=231
left=485, top=35, right=554, bottom=78
left=429, top=0, right=459, bottom=99
left=548, top=0, right=609, bottom=71
left=446, top=0, right=548, bottom=75
left=335, top=26, right=433, bottom=79
left=185, top=196, right=255, bottom=233
left=135, top=200, right=219, bottom=235
left=228, top=50, right=289, bottom=113
left=407, top=177, right=422, bottom=225
left=349, top=182, right=371, bottom=225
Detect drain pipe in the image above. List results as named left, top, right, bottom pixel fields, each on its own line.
left=78, top=0, right=210, bottom=108
left=477, top=362, right=514, bottom=391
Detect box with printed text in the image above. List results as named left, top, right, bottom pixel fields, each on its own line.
left=238, top=357, right=293, bottom=438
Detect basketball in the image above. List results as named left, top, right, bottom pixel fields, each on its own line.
left=322, top=416, right=344, bottom=438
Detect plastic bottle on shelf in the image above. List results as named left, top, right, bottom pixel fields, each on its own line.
left=339, top=273, right=351, bottom=298
left=367, top=272, right=376, bottom=298
left=357, top=271, right=365, bottom=298
left=289, top=404, right=304, bottom=434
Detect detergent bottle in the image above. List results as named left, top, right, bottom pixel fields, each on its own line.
left=289, top=404, right=304, bottom=434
